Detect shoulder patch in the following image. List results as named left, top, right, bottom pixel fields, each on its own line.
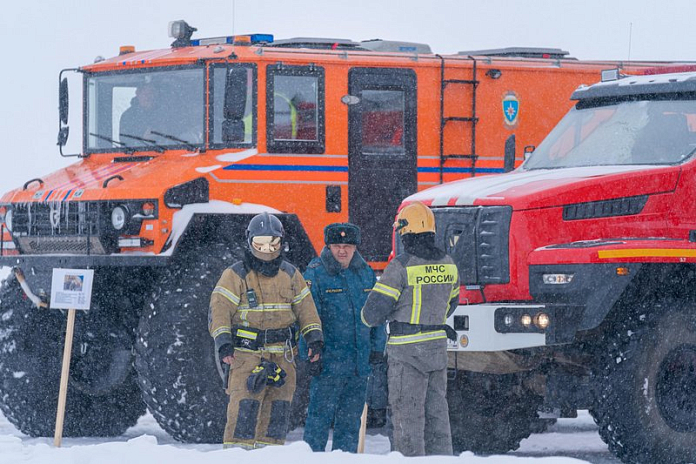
left=229, top=261, right=248, bottom=280
left=395, top=253, right=410, bottom=267
left=307, top=259, right=323, bottom=269
left=280, top=260, right=297, bottom=278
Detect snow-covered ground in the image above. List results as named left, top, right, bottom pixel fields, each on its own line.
left=0, top=262, right=616, bottom=463
left=0, top=408, right=621, bottom=464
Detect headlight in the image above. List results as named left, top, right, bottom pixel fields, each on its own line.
left=141, top=202, right=156, bottom=216
left=520, top=314, right=532, bottom=327
left=534, top=312, right=551, bottom=330
left=5, top=209, right=13, bottom=232
left=111, top=206, right=128, bottom=230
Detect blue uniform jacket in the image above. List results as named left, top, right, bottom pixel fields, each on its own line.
left=301, top=247, right=386, bottom=377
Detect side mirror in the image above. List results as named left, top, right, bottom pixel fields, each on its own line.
left=224, top=68, right=248, bottom=121
left=57, top=68, right=80, bottom=157
left=504, top=134, right=516, bottom=172
left=59, top=77, right=69, bottom=125
left=57, top=127, right=69, bottom=147
left=222, top=120, right=245, bottom=143
left=524, top=145, right=536, bottom=160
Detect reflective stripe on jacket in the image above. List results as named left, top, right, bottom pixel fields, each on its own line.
left=361, top=253, right=459, bottom=346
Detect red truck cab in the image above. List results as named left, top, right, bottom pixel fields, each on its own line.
left=405, top=70, right=696, bottom=463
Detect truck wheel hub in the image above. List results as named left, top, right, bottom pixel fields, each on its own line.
left=656, top=344, right=696, bottom=433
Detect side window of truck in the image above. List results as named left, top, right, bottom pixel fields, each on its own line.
left=266, top=65, right=325, bottom=154
left=360, top=89, right=406, bottom=156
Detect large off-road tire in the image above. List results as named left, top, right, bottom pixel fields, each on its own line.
left=448, top=371, right=541, bottom=455
left=0, top=271, right=145, bottom=437
left=135, top=242, right=240, bottom=443
left=590, top=300, right=696, bottom=464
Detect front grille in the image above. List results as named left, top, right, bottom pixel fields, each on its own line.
left=13, top=202, right=101, bottom=236
left=11, top=202, right=112, bottom=255
left=433, top=206, right=512, bottom=285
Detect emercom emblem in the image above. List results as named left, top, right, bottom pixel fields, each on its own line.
left=502, top=91, right=520, bottom=128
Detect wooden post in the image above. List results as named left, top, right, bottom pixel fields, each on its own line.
left=357, top=403, right=368, bottom=453
left=54, top=309, right=76, bottom=448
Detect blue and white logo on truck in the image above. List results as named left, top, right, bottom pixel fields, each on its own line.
left=503, top=91, right=520, bottom=128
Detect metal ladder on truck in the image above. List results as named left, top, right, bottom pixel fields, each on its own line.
left=438, top=56, right=479, bottom=183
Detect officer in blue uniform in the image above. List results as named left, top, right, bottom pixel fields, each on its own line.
left=302, top=223, right=387, bottom=452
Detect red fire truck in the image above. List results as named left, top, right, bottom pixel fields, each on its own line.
left=405, top=68, right=696, bottom=463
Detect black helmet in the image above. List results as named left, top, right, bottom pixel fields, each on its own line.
left=246, top=212, right=285, bottom=261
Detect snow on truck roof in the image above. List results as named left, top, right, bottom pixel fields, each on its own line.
left=572, top=70, right=696, bottom=100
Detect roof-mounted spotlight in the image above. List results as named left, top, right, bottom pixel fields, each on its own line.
left=168, top=20, right=197, bottom=48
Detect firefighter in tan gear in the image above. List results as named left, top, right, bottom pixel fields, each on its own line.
left=209, top=212, right=323, bottom=449
left=361, top=201, right=459, bottom=456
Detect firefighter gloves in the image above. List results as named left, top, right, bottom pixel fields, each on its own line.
left=266, top=362, right=287, bottom=388
left=246, top=360, right=287, bottom=393
left=247, top=363, right=268, bottom=393
left=218, top=343, right=235, bottom=360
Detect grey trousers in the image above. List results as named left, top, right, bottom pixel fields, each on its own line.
left=388, top=358, right=453, bottom=456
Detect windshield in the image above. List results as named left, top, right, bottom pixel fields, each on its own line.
left=86, top=67, right=205, bottom=152
left=522, top=99, right=696, bottom=170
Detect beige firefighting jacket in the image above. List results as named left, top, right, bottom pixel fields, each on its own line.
left=209, top=260, right=323, bottom=356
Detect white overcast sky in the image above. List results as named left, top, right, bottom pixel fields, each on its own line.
left=1, top=0, right=695, bottom=191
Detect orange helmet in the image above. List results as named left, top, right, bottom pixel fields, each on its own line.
left=394, top=201, right=436, bottom=235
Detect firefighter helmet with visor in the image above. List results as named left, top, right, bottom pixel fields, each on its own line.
left=246, top=212, right=285, bottom=261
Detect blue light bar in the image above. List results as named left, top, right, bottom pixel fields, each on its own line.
left=249, top=34, right=274, bottom=43
left=190, top=34, right=274, bottom=47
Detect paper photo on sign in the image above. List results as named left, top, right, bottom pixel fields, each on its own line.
left=50, top=268, right=94, bottom=310
left=63, top=274, right=84, bottom=292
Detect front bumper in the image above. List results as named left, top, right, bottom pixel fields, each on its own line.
left=446, top=303, right=584, bottom=352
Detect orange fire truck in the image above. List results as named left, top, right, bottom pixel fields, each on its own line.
left=0, top=21, right=673, bottom=442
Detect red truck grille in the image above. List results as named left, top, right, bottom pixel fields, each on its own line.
left=432, top=206, right=512, bottom=285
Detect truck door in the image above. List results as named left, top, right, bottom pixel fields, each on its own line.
left=348, top=68, right=417, bottom=262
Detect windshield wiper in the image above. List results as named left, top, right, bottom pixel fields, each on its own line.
left=150, top=130, right=198, bottom=151
left=119, top=133, right=166, bottom=153
left=89, top=132, right=134, bottom=153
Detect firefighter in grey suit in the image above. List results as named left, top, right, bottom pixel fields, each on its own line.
left=361, top=201, right=459, bottom=456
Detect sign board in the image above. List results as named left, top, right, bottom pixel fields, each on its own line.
left=50, top=268, right=94, bottom=310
